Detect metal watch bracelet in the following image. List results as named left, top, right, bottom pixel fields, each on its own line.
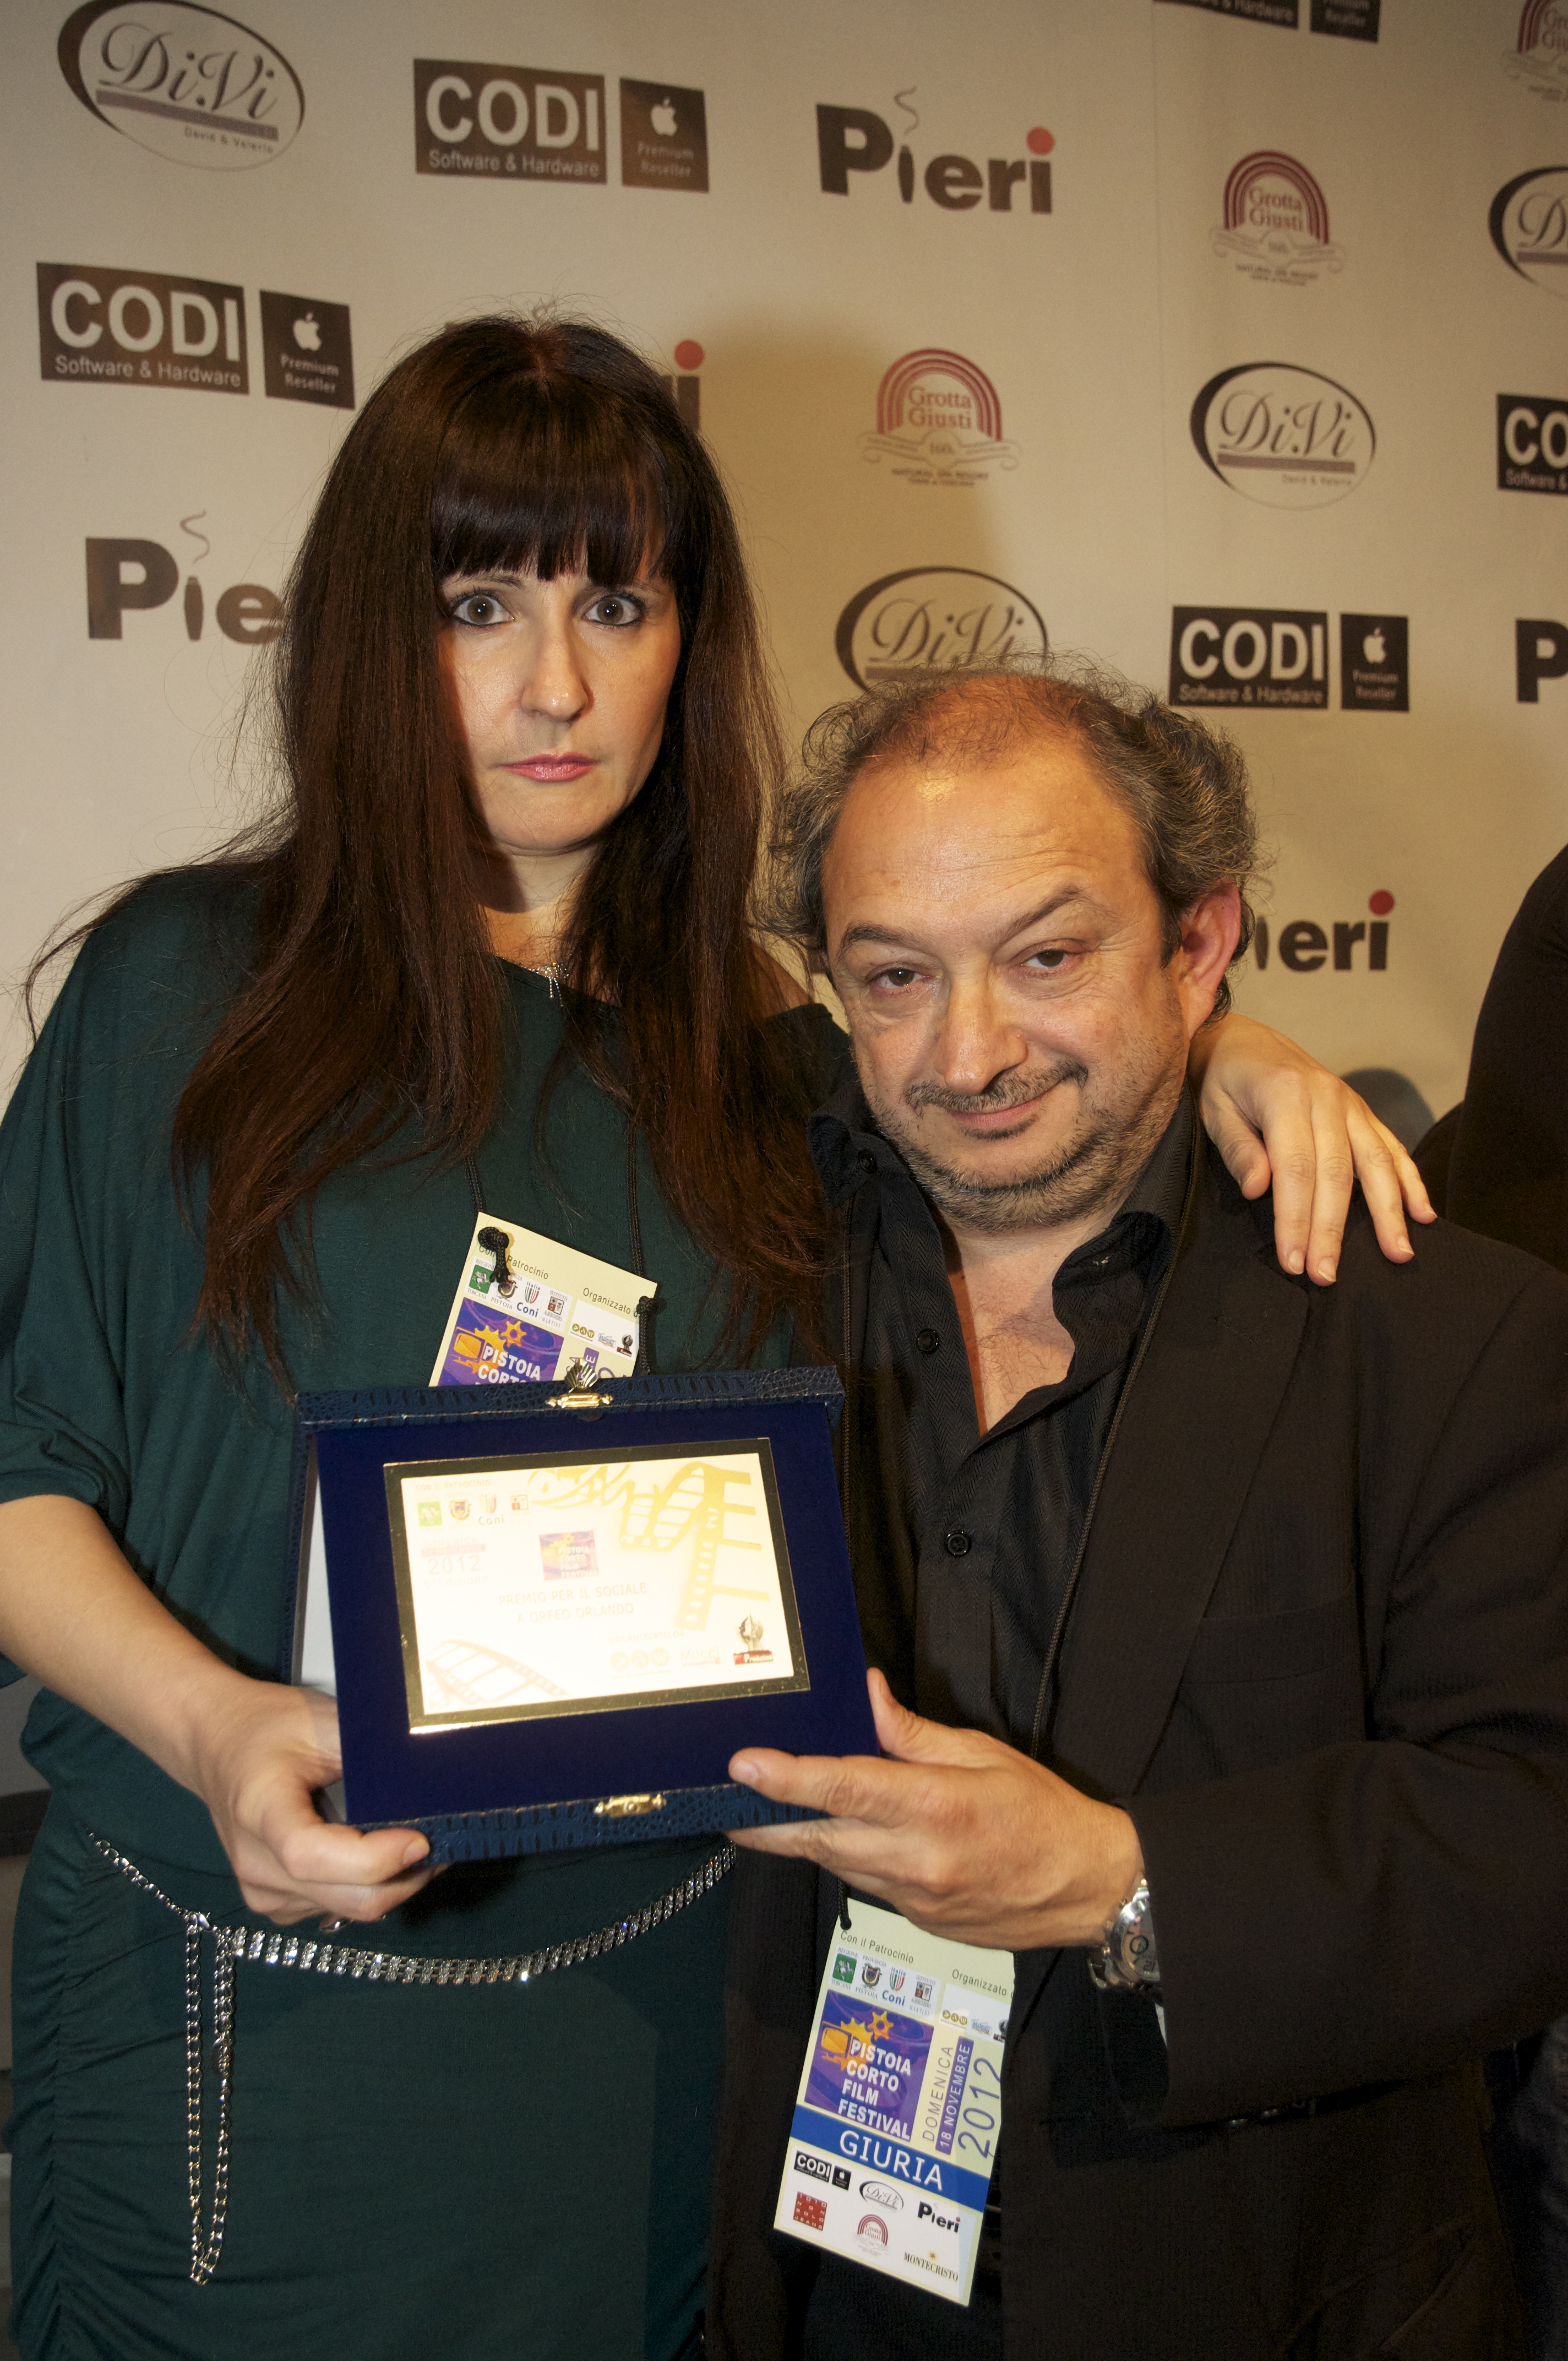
left=1089, top=1874, right=1162, bottom=1995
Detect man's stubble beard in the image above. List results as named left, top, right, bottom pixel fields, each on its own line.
left=859, top=1030, right=1188, bottom=1238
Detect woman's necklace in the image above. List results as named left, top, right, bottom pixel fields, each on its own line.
left=524, top=960, right=566, bottom=999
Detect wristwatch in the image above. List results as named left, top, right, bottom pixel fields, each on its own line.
left=1089, top=1876, right=1162, bottom=1996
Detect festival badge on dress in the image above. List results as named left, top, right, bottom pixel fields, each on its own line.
left=432, top=1211, right=651, bottom=1387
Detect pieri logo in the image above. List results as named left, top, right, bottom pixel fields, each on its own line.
left=1212, top=153, right=1343, bottom=284
left=84, top=516, right=280, bottom=642
left=1506, top=1, right=1568, bottom=99
left=660, top=339, right=703, bottom=433
left=817, top=90, right=1052, bottom=215
left=1518, top=618, right=1568, bottom=698
left=57, top=1, right=303, bottom=168
left=1253, top=893, right=1393, bottom=975
left=859, top=351, right=1018, bottom=485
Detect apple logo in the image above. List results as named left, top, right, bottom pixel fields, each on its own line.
left=1362, top=628, right=1386, bottom=664
left=650, top=95, right=678, bottom=137
left=292, top=313, right=322, bottom=352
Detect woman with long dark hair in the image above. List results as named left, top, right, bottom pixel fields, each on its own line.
left=0, top=314, right=1425, bottom=2358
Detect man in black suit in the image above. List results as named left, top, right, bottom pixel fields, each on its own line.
left=709, top=663, right=1568, bottom=2360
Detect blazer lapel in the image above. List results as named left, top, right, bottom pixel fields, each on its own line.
left=1010, top=1149, right=1310, bottom=2037
left=1048, top=1146, right=1311, bottom=1803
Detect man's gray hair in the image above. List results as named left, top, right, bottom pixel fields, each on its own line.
left=763, top=657, right=1262, bottom=1017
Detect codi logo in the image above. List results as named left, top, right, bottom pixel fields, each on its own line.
left=1498, top=393, right=1568, bottom=493
left=38, top=262, right=246, bottom=392
left=415, top=58, right=605, bottom=180
left=818, top=90, right=1053, bottom=214
left=58, top=0, right=303, bottom=170
left=1170, top=608, right=1328, bottom=710
left=1191, top=363, right=1376, bottom=508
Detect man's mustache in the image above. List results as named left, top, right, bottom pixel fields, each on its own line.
left=905, top=1059, right=1089, bottom=1118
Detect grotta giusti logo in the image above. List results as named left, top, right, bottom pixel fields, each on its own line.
left=58, top=0, right=303, bottom=168
left=859, top=351, right=1019, bottom=486
left=1506, top=0, right=1568, bottom=100
left=1191, top=363, right=1376, bottom=508
left=1490, top=165, right=1568, bottom=294
left=835, top=568, right=1046, bottom=689
left=1212, top=153, right=1343, bottom=285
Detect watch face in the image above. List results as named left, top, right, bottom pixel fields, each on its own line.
left=1119, top=1925, right=1159, bottom=1983
left=1113, top=1887, right=1160, bottom=1987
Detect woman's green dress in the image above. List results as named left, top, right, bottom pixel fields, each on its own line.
left=0, top=877, right=837, bottom=2360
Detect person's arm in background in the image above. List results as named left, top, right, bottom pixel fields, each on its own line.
left=1442, top=844, right=1568, bottom=1272
left=1190, top=1012, right=1434, bottom=1283
left=808, top=982, right=1436, bottom=1285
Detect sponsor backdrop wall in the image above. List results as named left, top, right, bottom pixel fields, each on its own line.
left=2, top=0, right=1567, bottom=1123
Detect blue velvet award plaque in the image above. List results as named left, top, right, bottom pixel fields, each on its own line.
left=284, top=1367, right=874, bottom=1860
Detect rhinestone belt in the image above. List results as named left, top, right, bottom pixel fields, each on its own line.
left=91, top=1832, right=736, bottom=2286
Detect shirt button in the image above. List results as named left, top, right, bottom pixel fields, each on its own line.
left=944, top=1529, right=972, bottom=1558
left=916, top=1328, right=941, bottom=1354
left=856, top=1150, right=877, bottom=1174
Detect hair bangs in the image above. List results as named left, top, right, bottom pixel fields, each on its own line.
left=430, top=373, right=683, bottom=593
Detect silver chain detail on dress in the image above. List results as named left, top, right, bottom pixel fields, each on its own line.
left=92, top=1833, right=736, bottom=2287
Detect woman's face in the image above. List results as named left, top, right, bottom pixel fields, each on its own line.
left=438, top=564, right=682, bottom=876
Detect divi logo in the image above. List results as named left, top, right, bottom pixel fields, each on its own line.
left=57, top=0, right=303, bottom=170
left=835, top=568, right=1046, bottom=689
left=1490, top=166, right=1568, bottom=297
left=1190, top=363, right=1376, bottom=507
left=817, top=89, right=1053, bottom=215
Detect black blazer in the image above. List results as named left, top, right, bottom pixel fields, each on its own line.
left=709, top=1132, right=1568, bottom=2361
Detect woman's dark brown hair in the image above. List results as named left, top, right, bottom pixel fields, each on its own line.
left=43, top=315, right=831, bottom=1374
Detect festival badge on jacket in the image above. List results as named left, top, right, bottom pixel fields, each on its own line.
left=776, top=1898, right=1014, bottom=2305
left=432, top=1212, right=651, bottom=1387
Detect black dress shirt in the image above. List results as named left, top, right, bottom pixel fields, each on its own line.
left=811, top=1083, right=1194, bottom=1758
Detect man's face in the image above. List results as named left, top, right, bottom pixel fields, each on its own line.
left=822, top=726, right=1238, bottom=1236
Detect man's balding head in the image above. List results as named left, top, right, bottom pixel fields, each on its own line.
left=769, top=663, right=1257, bottom=1238
left=766, top=661, right=1260, bottom=1010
